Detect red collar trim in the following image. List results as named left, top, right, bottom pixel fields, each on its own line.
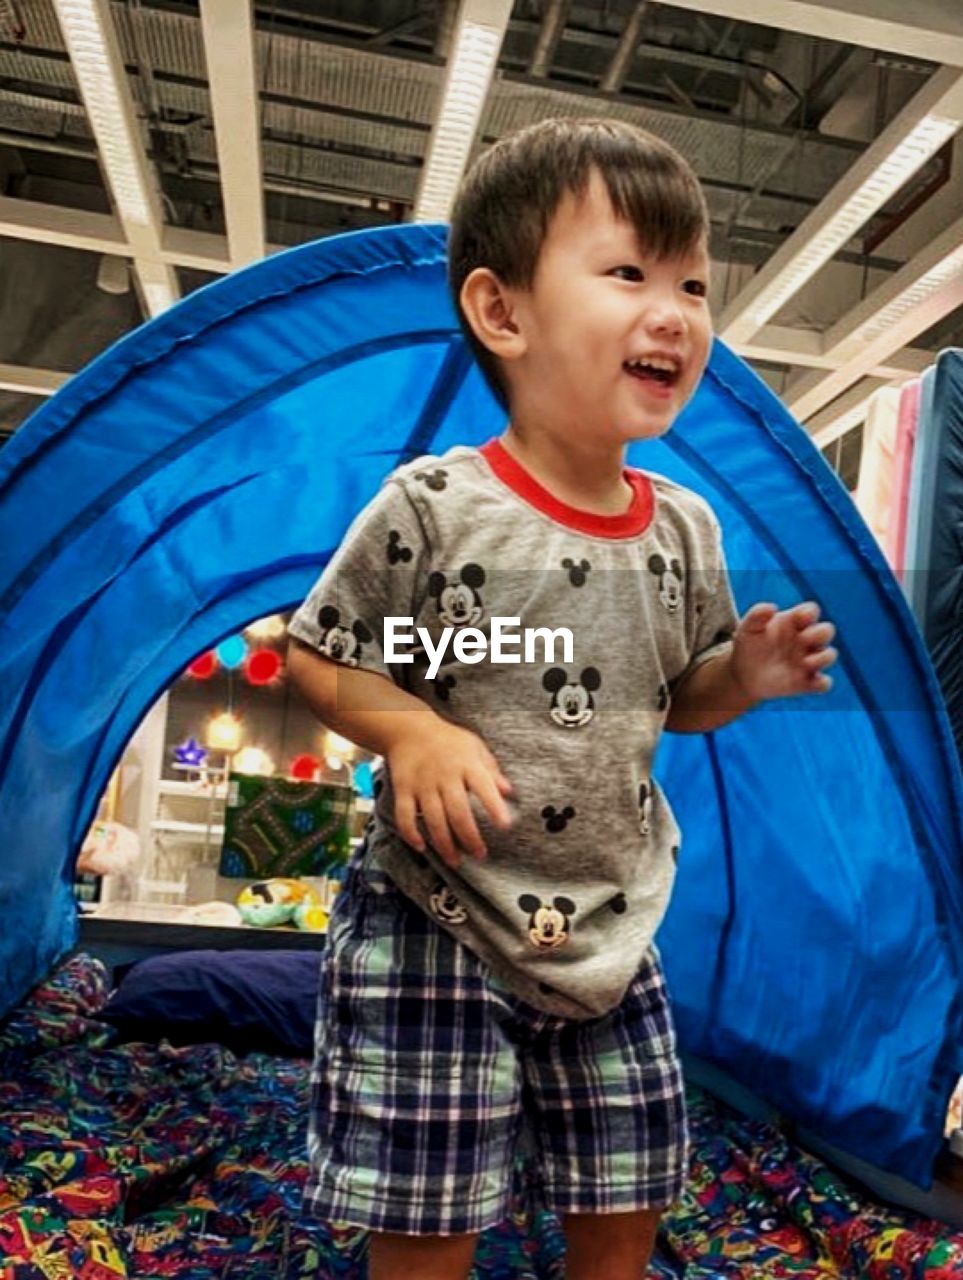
left=478, top=438, right=654, bottom=538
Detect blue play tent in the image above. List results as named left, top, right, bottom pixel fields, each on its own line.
left=1, top=223, right=962, bottom=1189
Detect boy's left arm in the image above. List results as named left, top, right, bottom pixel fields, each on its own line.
left=665, top=601, right=837, bottom=734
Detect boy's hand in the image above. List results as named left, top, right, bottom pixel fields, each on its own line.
left=385, top=722, right=514, bottom=868
left=731, top=601, right=837, bottom=702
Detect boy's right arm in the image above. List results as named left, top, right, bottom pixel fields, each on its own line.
left=287, top=639, right=513, bottom=866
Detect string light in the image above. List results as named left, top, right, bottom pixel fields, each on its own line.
left=206, top=712, right=242, bottom=752
left=233, top=745, right=275, bottom=776
left=187, top=651, right=217, bottom=679
left=245, top=649, right=282, bottom=686
left=245, top=615, right=286, bottom=639
left=216, top=635, right=247, bottom=669
left=290, top=753, right=321, bottom=781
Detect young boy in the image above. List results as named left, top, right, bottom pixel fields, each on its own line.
left=288, top=117, right=837, bottom=1280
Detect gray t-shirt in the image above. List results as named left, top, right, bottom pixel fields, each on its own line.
left=289, top=439, right=738, bottom=1019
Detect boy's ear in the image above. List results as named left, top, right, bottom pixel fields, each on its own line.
left=459, top=268, right=526, bottom=362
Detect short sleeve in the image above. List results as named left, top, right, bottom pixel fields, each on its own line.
left=287, top=478, right=429, bottom=684
left=670, top=518, right=739, bottom=692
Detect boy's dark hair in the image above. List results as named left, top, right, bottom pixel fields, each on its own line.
left=447, top=116, right=710, bottom=408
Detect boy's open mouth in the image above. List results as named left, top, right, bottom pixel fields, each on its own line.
left=623, top=358, right=681, bottom=387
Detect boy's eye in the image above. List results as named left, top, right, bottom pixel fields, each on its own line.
left=684, top=279, right=708, bottom=297
left=610, top=265, right=644, bottom=282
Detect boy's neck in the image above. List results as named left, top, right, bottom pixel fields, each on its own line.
left=499, top=423, right=634, bottom=516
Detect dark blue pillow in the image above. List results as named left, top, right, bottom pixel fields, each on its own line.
left=100, top=949, right=321, bottom=1056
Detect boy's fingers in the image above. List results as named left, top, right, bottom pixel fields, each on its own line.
left=803, top=647, right=837, bottom=670
left=419, top=791, right=460, bottom=869
left=743, top=603, right=777, bottom=632
left=468, top=766, right=514, bottom=830
left=394, top=791, right=425, bottom=853
left=801, top=621, right=835, bottom=647
left=441, top=783, right=486, bottom=861
left=793, top=601, right=821, bottom=627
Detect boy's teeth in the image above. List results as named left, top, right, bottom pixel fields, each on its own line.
left=630, top=357, right=677, bottom=373
left=625, top=357, right=679, bottom=382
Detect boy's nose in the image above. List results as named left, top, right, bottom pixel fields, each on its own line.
left=644, top=293, right=685, bottom=336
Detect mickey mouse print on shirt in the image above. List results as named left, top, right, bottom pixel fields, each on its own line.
left=543, top=667, right=601, bottom=728
left=429, top=882, right=469, bottom=925
left=315, top=605, right=373, bottom=667
left=428, top=563, right=485, bottom=627
left=648, top=553, right=683, bottom=612
left=518, top=893, right=576, bottom=950
left=639, top=780, right=654, bottom=836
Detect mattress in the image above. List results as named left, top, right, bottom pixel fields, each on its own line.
left=888, top=378, right=921, bottom=578
left=5, top=954, right=963, bottom=1278
left=904, top=350, right=963, bottom=767
left=854, top=384, right=900, bottom=562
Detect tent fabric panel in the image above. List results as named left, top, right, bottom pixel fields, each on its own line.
left=0, top=224, right=962, bottom=1191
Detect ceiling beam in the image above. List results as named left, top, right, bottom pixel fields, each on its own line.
left=198, top=0, right=266, bottom=267
left=0, top=193, right=940, bottom=383
left=0, top=196, right=284, bottom=272
left=735, top=324, right=933, bottom=377
left=51, top=0, right=180, bottom=316
left=784, top=212, right=963, bottom=419
left=0, top=196, right=128, bottom=255
left=658, top=0, right=963, bottom=67
left=0, top=364, right=71, bottom=397
left=805, top=379, right=888, bottom=448
left=719, top=66, right=963, bottom=344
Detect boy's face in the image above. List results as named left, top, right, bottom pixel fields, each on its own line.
left=500, top=171, right=712, bottom=447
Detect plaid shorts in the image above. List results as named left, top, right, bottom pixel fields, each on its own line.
left=303, top=850, right=688, bottom=1236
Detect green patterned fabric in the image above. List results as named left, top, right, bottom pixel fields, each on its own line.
left=220, top=774, right=353, bottom=878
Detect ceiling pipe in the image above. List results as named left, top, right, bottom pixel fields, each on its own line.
left=863, top=139, right=953, bottom=255
left=600, top=2, right=648, bottom=94
left=434, top=0, right=459, bottom=59
left=528, top=0, right=569, bottom=78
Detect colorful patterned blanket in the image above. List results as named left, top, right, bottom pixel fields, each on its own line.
left=1, top=954, right=962, bottom=1278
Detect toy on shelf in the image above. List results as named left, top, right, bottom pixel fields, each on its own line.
left=77, top=820, right=140, bottom=877
left=293, top=900, right=329, bottom=932
left=236, top=877, right=328, bottom=930
left=177, top=900, right=244, bottom=926
left=220, top=774, right=353, bottom=879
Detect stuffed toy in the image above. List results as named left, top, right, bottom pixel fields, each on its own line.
left=293, top=900, right=329, bottom=932
left=76, top=820, right=140, bottom=876
left=236, top=877, right=322, bottom=928
left=177, top=900, right=244, bottom=926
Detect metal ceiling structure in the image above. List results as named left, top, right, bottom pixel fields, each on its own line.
left=1, top=0, right=963, bottom=467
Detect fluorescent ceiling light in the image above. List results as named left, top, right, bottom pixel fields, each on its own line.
left=744, top=115, right=959, bottom=331
left=52, top=0, right=161, bottom=234
left=853, top=242, right=963, bottom=344
left=53, top=0, right=180, bottom=317
left=721, top=67, right=963, bottom=344
left=413, top=0, right=512, bottom=223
